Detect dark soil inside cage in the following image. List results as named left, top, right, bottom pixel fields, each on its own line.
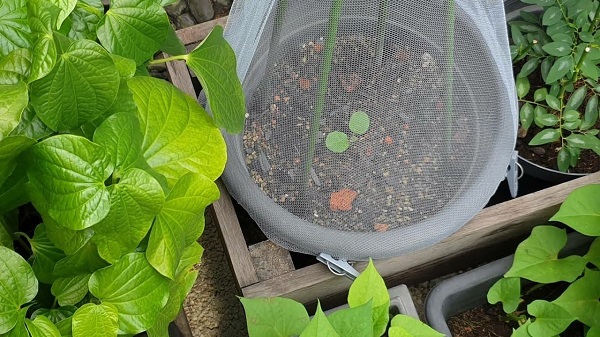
left=243, top=34, right=475, bottom=232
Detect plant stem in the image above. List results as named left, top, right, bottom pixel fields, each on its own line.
left=149, top=55, right=188, bottom=65
left=524, top=283, right=546, bottom=296
left=305, top=0, right=343, bottom=185
left=14, top=232, right=32, bottom=256
left=374, top=0, right=390, bottom=70
left=589, top=2, right=600, bottom=32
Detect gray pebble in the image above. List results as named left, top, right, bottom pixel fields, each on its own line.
left=176, top=13, right=197, bottom=29
left=188, top=0, right=214, bottom=23
left=532, top=147, right=546, bottom=156
left=165, top=0, right=187, bottom=18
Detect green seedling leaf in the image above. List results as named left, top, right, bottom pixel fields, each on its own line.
left=553, top=269, right=600, bottom=327
left=147, top=173, right=218, bottom=279
left=562, top=110, right=579, bottom=122
left=30, top=39, right=120, bottom=131
left=546, top=55, right=574, bottom=84
left=550, top=184, right=600, bottom=236
left=31, top=306, right=76, bottom=324
left=148, top=242, right=203, bottom=337
left=533, top=88, right=548, bottom=102
left=527, top=300, right=575, bottom=337
left=9, top=106, right=53, bottom=141
left=72, top=303, right=118, bottom=337
left=128, top=77, right=227, bottom=186
left=68, top=0, right=103, bottom=41
left=536, top=113, right=559, bottom=126
left=300, top=304, right=339, bottom=337
left=44, top=218, right=93, bottom=256
left=542, top=42, right=572, bottom=57
left=349, top=111, right=370, bottom=135
left=240, top=297, right=310, bottom=337
left=160, top=23, right=186, bottom=56
left=327, top=302, right=373, bottom=337
left=97, top=0, right=169, bottom=65
left=487, top=277, right=521, bottom=313
left=53, top=242, right=108, bottom=278
left=565, top=134, right=600, bottom=155
left=520, top=103, right=534, bottom=129
left=546, top=95, right=561, bottom=111
left=557, top=148, right=570, bottom=172
left=51, top=274, right=91, bottom=306
left=92, top=168, right=164, bottom=263
left=584, top=237, right=600, bottom=268
left=512, top=319, right=534, bottom=337
left=30, top=224, right=66, bottom=284
left=93, top=112, right=145, bottom=173
left=542, top=7, right=563, bottom=26
left=0, top=82, right=28, bottom=140
left=26, top=135, right=113, bottom=230
left=0, top=48, right=31, bottom=84
left=529, top=128, right=560, bottom=146
left=326, top=132, right=349, bottom=153
left=89, top=253, right=170, bottom=334
left=0, top=246, right=38, bottom=334
left=388, top=314, right=444, bottom=337
left=186, top=25, right=246, bottom=133
left=25, top=316, right=61, bottom=337
left=0, top=0, right=32, bottom=57
left=519, top=58, right=540, bottom=78
left=516, top=76, right=530, bottom=99
left=505, top=226, right=587, bottom=283
left=565, top=86, right=587, bottom=111
left=348, top=260, right=390, bottom=337
left=581, top=95, right=599, bottom=130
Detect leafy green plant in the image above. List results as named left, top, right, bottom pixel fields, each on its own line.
left=0, top=0, right=245, bottom=336
left=240, top=260, right=443, bottom=337
left=325, top=110, right=371, bottom=153
left=511, top=0, right=600, bottom=172
left=487, top=184, right=600, bottom=337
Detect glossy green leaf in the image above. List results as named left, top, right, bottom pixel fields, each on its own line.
left=520, top=103, right=534, bottom=129
left=505, top=226, right=587, bottom=283
left=89, top=253, right=170, bottom=334
left=562, top=110, right=579, bottom=122
left=536, top=113, right=559, bottom=126
left=4, top=308, right=28, bottom=337
left=588, top=327, right=600, bottom=337
left=55, top=317, right=72, bottom=337
left=533, top=88, right=548, bottom=103
left=128, top=76, right=226, bottom=186
left=186, top=25, right=246, bottom=133
left=518, top=58, right=540, bottom=78
left=30, top=39, right=120, bottom=131
left=553, top=269, right=600, bottom=327
left=541, top=57, right=553, bottom=83
left=0, top=246, right=38, bottom=334
left=527, top=300, right=575, bottom=337
left=557, top=147, right=570, bottom=172
left=92, top=168, right=164, bottom=263
left=240, top=297, right=310, bottom=337
left=327, top=302, right=373, bottom=337
left=148, top=242, right=203, bottom=337
left=550, top=33, right=572, bottom=44
left=349, top=111, right=370, bottom=135
left=581, top=95, right=599, bottom=130
left=110, top=54, right=137, bottom=79
left=27, top=0, right=59, bottom=83
left=546, top=22, right=572, bottom=37
left=584, top=237, right=600, bottom=269
left=97, top=0, right=169, bottom=65
left=100, top=78, right=138, bottom=120
left=25, top=316, right=61, bottom=337
left=0, top=48, right=32, bottom=84
left=326, top=132, right=349, bottom=153
left=9, top=106, right=53, bottom=141
left=487, top=277, right=521, bottom=313
left=348, top=260, right=390, bottom=337
left=31, top=306, right=76, bottom=324
left=0, top=0, right=32, bottom=57
left=542, top=42, right=572, bottom=57
left=300, top=304, right=339, bottom=337
left=550, top=184, right=600, bottom=236
left=68, top=0, right=103, bottom=41
left=563, top=119, right=581, bottom=130
left=30, top=224, right=66, bottom=284
left=388, top=314, right=444, bottom=337
left=51, top=274, right=91, bottom=306
left=0, top=217, right=13, bottom=248
left=26, top=135, right=113, bottom=230
left=510, top=21, right=541, bottom=33
left=0, top=82, right=28, bottom=140
left=47, top=0, right=77, bottom=29
left=542, top=7, right=563, bottom=26
left=53, top=242, right=108, bottom=277
left=160, top=23, right=186, bottom=56
left=546, top=95, right=561, bottom=110
left=93, top=112, right=144, bottom=174
left=581, top=60, right=599, bottom=81
left=519, top=10, right=540, bottom=24
left=529, top=128, right=561, bottom=146
left=0, top=135, right=36, bottom=186
left=72, top=303, right=118, bottom=337
left=565, top=86, right=587, bottom=111
left=147, top=173, right=218, bottom=278
left=44, top=219, right=93, bottom=256
left=546, top=55, right=574, bottom=84
left=512, top=319, right=534, bottom=337
left=565, top=134, right=600, bottom=155
left=516, top=76, right=530, bottom=99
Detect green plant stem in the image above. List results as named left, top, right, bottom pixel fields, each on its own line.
left=14, top=232, right=32, bottom=256
left=558, top=47, right=590, bottom=146
left=149, top=55, right=188, bottom=65
left=374, top=0, right=390, bottom=69
left=305, top=0, right=343, bottom=184
left=589, top=2, right=600, bottom=32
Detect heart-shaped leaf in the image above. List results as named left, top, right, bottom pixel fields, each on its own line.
left=97, top=0, right=169, bottom=65
left=51, top=274, right=91, bottom=307
left=240, top=297, right=310, bottom=337
left=553, top=269, right=600, bottom=327
left=30, top=39, right=120, bottom=131
left=300, top=304, right=339, bottom=337
left=0, top=246, right=38, bottom=334
left=26, top=135, right=114, bottom=230
left=527, top=300, right=575, bottom=337
left=44, top=218, right=93, bottom=256
left=146, top=173, right=218, bottom=279
left=0, top=48, right=32, bottom=84
left=72, top=303, right=118, bottom=337
left=68, top=0, right=104, bottom=41
left=327, top=302, right=373, bottom=337
left=30, top=224, right=66, bottom=284
left=584, top=237, right=600, bottom=269
left=185, top=25, right=246, bottom=133
left=9, top=106, right=53, bottom=141
left=0, top=0, right=32, bottom=57
left=53, top=242, right=108, bottom=278
left=27, top=0, right=60, bottom=83
left=388, top=314, right=444, bottom=337
left=31, top=306, right=76, bottom=324
left=487, top=277, right=521, bottom=313
left=93, top=112, right=144, bottom=174
left=505, top=226, right=587, bottom=283
left=0, top=82, right=28, bottom=140
left=529, top=128, right=561, bottom=146
left=47, top=0, right=77, bottom=29
left=25, top=316, right=60, bottom=337
left=550, top=184, right=600, bottom=236
left=348, top=260, right=390, bottom=337
left=128, top=76, right=226, bottom=187
left=92, top=168, right=164, bottom=263
left=89, top=253, right=169, bottom=334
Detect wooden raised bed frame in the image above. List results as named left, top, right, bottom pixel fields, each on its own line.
left=168, top=17, right=600, bottom=307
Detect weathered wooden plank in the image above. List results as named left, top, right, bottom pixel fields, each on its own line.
left=176, top=16, right=229, bottom=45
left=164, top=55, right=196, bottom=98
left=209, top=180, right=260, bottom=289
left=241, top=172, right=600, bottom=303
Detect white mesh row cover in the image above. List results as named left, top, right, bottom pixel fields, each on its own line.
left=220, top=0, right=518, bottom=260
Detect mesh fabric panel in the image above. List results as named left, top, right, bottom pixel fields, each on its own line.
left=221, top=0, right=517, bottom=259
